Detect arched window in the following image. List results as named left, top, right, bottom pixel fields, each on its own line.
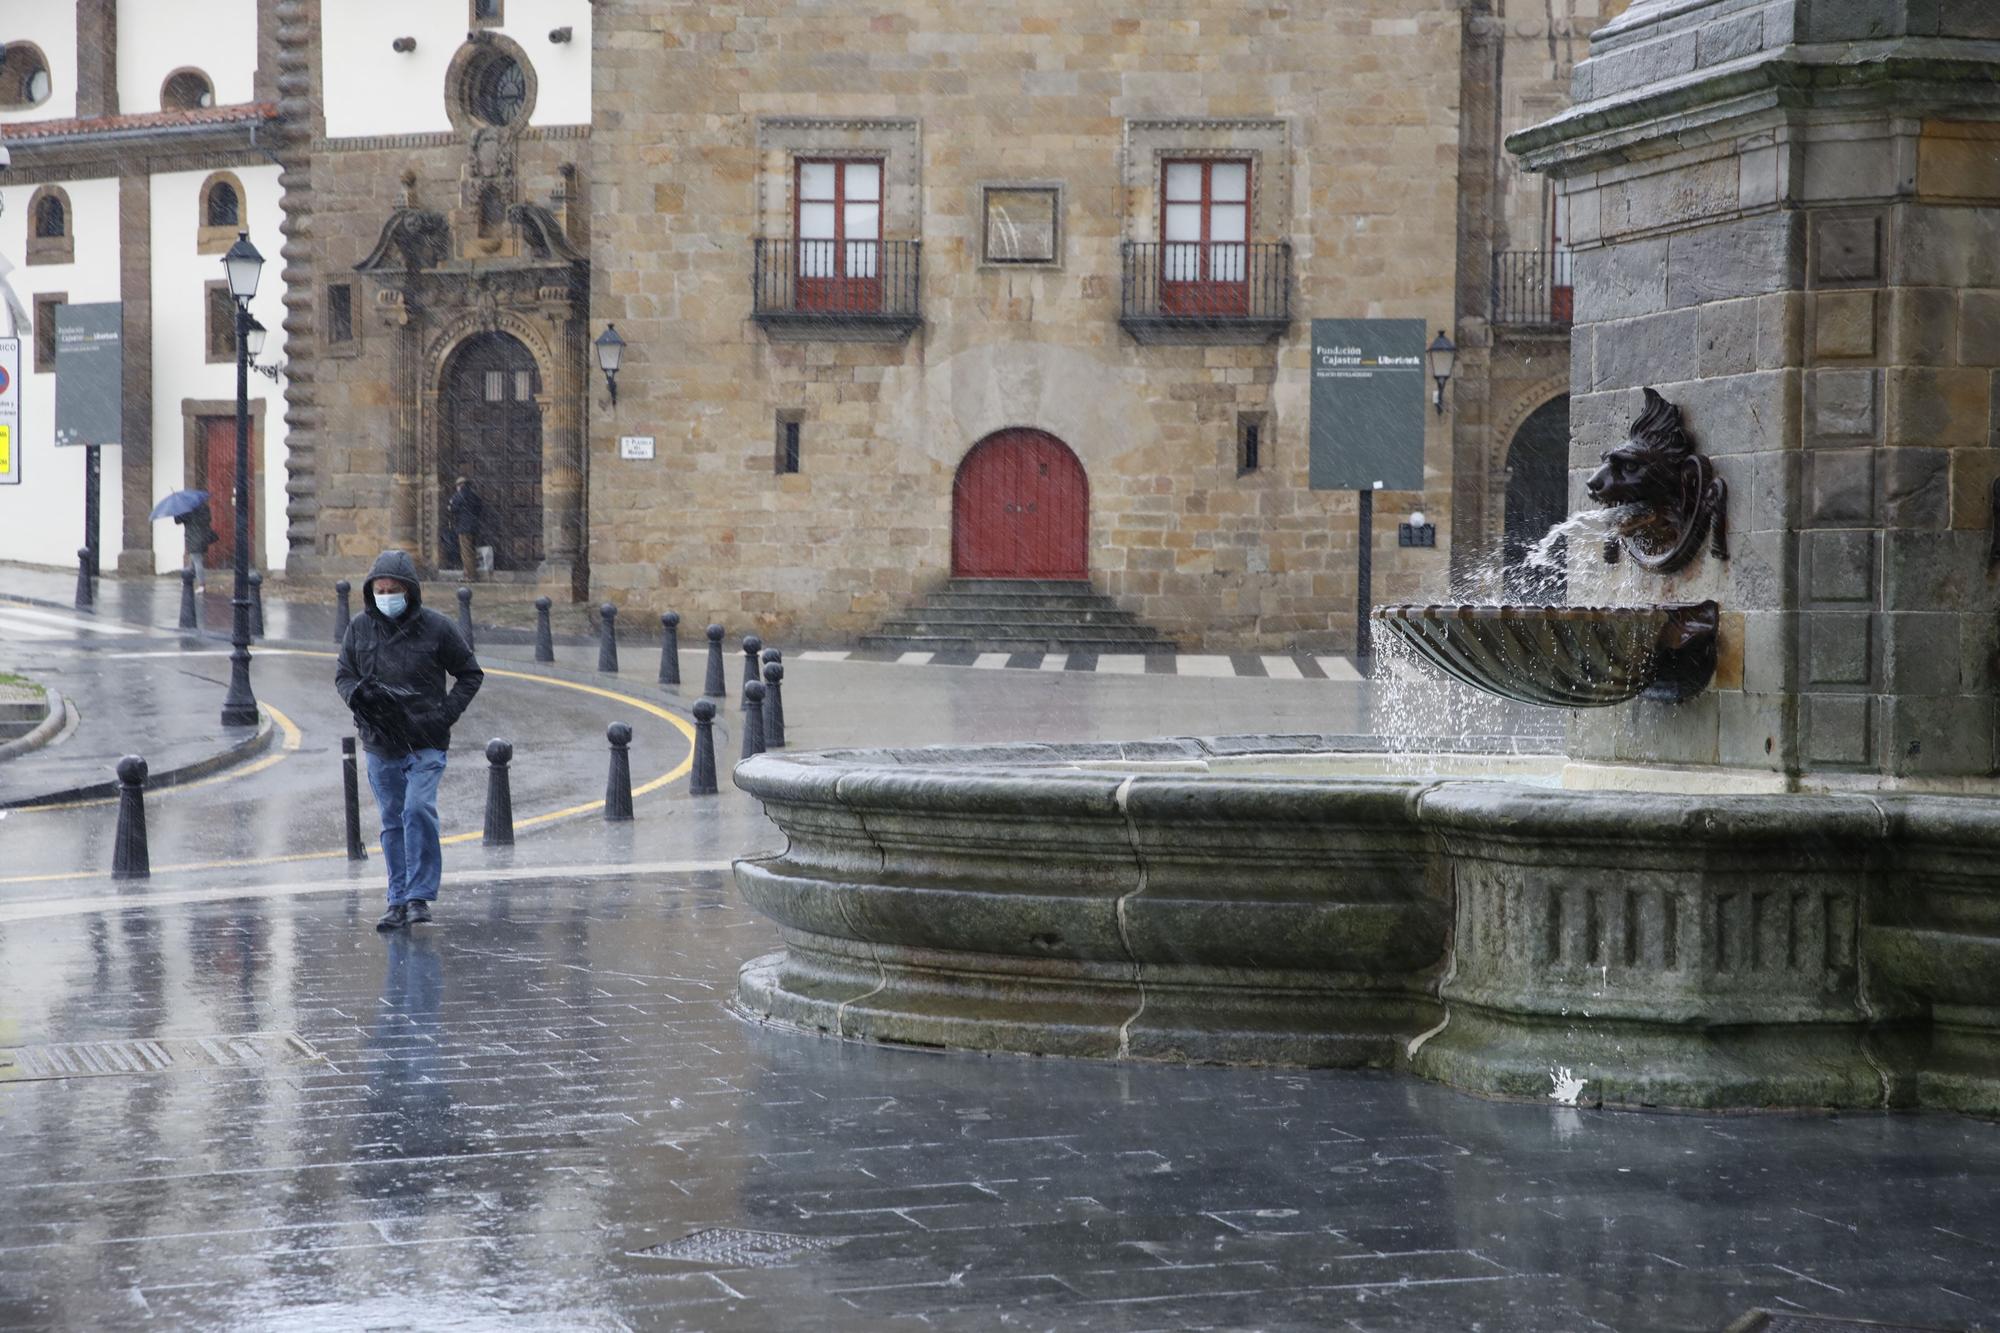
left=477, top=185, right=505, bottom=239
left=26, top=185, right=72, bottom=266
left=0, top=42, right=50, bottom=108
left=160, top=68, right=215, bottom=112
left=196, top=172, right=247, bottom=255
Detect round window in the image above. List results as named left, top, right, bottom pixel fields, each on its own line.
left=469, top=54, right=526, bottom=126
left=0, top=43, right=51, bottom=108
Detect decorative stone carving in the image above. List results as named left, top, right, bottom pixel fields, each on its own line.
left=1586, top=387, right=1729, bottom=574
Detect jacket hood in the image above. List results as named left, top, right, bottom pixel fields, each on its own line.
left=361, top=549, right=424, bottom=616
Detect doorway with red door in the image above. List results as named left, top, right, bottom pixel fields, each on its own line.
left=950, top=429, right=1089, bottom=580
left=199, top=413, right=254, bottom=568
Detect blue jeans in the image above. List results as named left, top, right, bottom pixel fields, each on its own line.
left=365, top=749, right=447, bottom=906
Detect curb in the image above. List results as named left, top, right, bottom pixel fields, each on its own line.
left=0, top=689, right=68, bottom=764
left=1, top=706, right=277, bottom=809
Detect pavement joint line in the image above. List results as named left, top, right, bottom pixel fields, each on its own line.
left=0, top=660, right=697, bottom=884
left=0, top=858, right=734, bottom=923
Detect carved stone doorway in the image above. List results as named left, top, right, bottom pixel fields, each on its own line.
left=438, top=332, right=544, bottom=572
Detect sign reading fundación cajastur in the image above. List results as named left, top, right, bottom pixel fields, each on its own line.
left=54, top=303, right=122, bottom=449
left=1307, top=318, right=1426, bottom=492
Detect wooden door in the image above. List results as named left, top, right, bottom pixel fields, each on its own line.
left=1160, top=159, right=1250, bottom=317
left=951, top=430, right=1089, bottom=579
left=795, top=158, right=882, bottom=313
left=203, top=416, right=248, bottom=566
left=441, top=333, right=544, bottom=572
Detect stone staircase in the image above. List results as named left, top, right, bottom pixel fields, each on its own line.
left=859, top=579, right=1175, bottom=655
left=0, top=693, right=49, bottom=743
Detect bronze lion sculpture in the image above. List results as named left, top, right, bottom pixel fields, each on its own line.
left=1585, top=387, right=1728, bottom=574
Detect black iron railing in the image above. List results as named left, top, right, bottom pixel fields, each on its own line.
left=1118, top=240, right=1291, bottom=341
left=1492, top=249, right=1574, bottom=328
left=752, top=238, right=922, bottom=334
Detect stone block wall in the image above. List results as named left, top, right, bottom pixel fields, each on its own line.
left=586, top=1, right=1468, bottom=651
left=1519, top=0, right=2000, bottom=779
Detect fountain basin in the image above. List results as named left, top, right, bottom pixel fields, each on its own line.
left=732, top=736, right=2000, bottom=1113
left=1374, top=600, right=1719, bottom=707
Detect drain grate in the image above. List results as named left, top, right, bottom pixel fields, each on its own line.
left=628, top=1227, right=845, bottom=1268
left=0, top=1032, right=324, bottom=1083
left=1728, top=1312, right=1962, bottom=1333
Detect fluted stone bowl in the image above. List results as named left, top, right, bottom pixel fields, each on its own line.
left=1374, top=600, right=1719, bottom=707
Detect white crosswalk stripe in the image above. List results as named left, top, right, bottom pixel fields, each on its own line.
left=1261, top=655, right=1305, bottom=680
left=1096, top=654, right=1147, bottom=675
left=1317, top=656, right=1365, bottom=682
left=1176, top=655, right=1236, bottom=677
left=1037, top=654, right=1070, bottom=671
left=972, top=653, right=1011, bottom=669
left=0, top=606, right=142, bottom=639
left=796, top=649, right=852, bottom=661
left=895, top=651, right=935, bottom=666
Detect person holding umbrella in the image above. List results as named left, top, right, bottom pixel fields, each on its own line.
left=151, top=489, right=216, bottom=592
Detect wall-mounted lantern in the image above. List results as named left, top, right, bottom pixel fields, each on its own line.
left=1398, top=508, right=1436, bottom=549
left=244, top=316, right=285, bottom=382
left=1427, top=330, right=1457, bottom=416
left=594, top=323, right=625, bottom=406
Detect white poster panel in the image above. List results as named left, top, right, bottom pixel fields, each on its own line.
left=0, top=336, right=20, bottom=485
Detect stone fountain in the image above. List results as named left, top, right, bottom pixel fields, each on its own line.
left=731, top=0, right=2000, bottom=1114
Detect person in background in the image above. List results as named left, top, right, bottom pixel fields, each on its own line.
left=334, top=549, right=484, bottom=932
left=174, top=497, right=217, bottom=592
left=445, top=476, right=488, bottom=582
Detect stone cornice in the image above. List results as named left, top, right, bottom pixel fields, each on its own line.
left=1510, top=40, right=2000, bottom=173
left=312, top=124, right=590, bottom=154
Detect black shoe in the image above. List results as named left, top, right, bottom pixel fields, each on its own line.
left=375, top=904, right=409, bottom=931
left=407, top=899, right=432, bottom=924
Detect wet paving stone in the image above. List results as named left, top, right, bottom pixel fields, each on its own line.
left=0, top=873, right=1996, bottom=1331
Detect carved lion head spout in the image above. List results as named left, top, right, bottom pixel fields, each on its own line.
left=1586, top=387, right=1729, bottom=575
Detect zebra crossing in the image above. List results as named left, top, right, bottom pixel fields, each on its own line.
left=0, top=605, right=143, bottom=643
left=795, top=647, right=1366, bottom=681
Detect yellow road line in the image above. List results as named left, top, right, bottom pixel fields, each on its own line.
left=0, top=664, right=697, bottom=885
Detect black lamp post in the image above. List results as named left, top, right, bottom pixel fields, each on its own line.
left=1427, top=330, right=1457, bottom=416
left=594, top=323, right=625, bottom=405
left=219, top=230, right=264, bottom=728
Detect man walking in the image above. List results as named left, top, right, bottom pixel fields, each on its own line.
left=174, top=496, right=217, bottom=592
left=335, top=549, right=484, bottom=931
left=445, top=476, right=487, bottom=581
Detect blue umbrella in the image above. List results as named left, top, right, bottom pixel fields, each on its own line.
left=150, top=489, right=209, bottom=521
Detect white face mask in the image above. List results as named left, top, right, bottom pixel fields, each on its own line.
left=376, top=592, right=408, bottom=618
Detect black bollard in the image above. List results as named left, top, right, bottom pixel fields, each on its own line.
left=74, top=547, right=93, bottom=611
left=457, top=585, right=475, bottom=650
left=178, top=566, right=199, bottom=631
left=111, top=755, right=149, bottom=879
left=703, top=623, right=727, bottom=698
left=689, top=699, right=719, bottom=796
left=334, top=579, right=353, bottom=642
left=604, top=721, right=634, bottom=820
left=534, top=595, right=555, bottom=663
left=658, top=611, right=681, bottom=687
left=484, top=738, right=515, bottom=845
left=249, top=570, right=266, bottom=638
left=762, top=660, right=787, bottom=750
left=742, top=680, right=767, bottom=761
left=341, top=736, right=367, bottom=861
left=598, top=602, right=620, bottom=673
left=740, top=635, right=763, bottom=709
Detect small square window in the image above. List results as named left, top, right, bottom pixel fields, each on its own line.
left=983, top=186, right=1059, bottom=265
left=470, top=0, right=503, bottom=24
left=204, top=282, right=237, bottom=364
left=1237, top=412, right=1267, bottom=474
left=775, top=410, right=803, bottom=474
left=33, top=293, right=66, bottom=373
left=325, top=283, right=355, bottom=346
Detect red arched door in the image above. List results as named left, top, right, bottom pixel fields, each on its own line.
left=951, top=429, right=1089, bottom=579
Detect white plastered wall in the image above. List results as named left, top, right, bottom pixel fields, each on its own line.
left=117, top=0, right=259, bottom=112
left=149, top=162, right=286, bottom=573
left=0, top=0, right=80, bottom=125
left=320, top=0, right=591, bottom=139
left=0, top=176, right=124, bottom=569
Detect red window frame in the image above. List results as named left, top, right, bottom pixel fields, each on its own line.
left=793, top=157, right=884, bottom=313
left=1159, top=157, right=1251, bottom=317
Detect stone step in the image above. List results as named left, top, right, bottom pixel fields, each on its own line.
left=0, top=700, right=47, bottom=724
left=918, top=592, right=1128, bottom=611
left=875, top=619, right=1168, bottom=642
left=945, top=578, right=1096, bottom=595
left=857, top=634, right=1177, bottom=655
left=879, top=606, right=1149, bottom=627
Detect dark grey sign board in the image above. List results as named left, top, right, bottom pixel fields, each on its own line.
left=1308, top=318, right=1425, bottom=491
left=55, top=302, right=122, bottom=448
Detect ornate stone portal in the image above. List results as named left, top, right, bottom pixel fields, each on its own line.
left=353, top=163, right=590, bottom=596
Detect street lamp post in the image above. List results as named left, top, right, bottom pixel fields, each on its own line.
left=219, top=231, right=264, bottom=728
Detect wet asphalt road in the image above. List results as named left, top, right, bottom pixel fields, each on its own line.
left=1, top=584, right=1996, bottom=1330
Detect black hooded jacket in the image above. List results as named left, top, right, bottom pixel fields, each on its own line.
left=334, top=550, right=484, bottom=757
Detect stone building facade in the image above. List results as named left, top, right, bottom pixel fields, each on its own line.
left=252, top=1, right=1603, bottom=649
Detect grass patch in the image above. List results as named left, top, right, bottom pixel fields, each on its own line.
left=0, top=672, right=46, bottom=696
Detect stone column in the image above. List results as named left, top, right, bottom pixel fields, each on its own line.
left=116, top=173, right=152, bottom=575
left=542, top=297, right=586, bottom=590
left=1515, top=0, right=2000, bottom=782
